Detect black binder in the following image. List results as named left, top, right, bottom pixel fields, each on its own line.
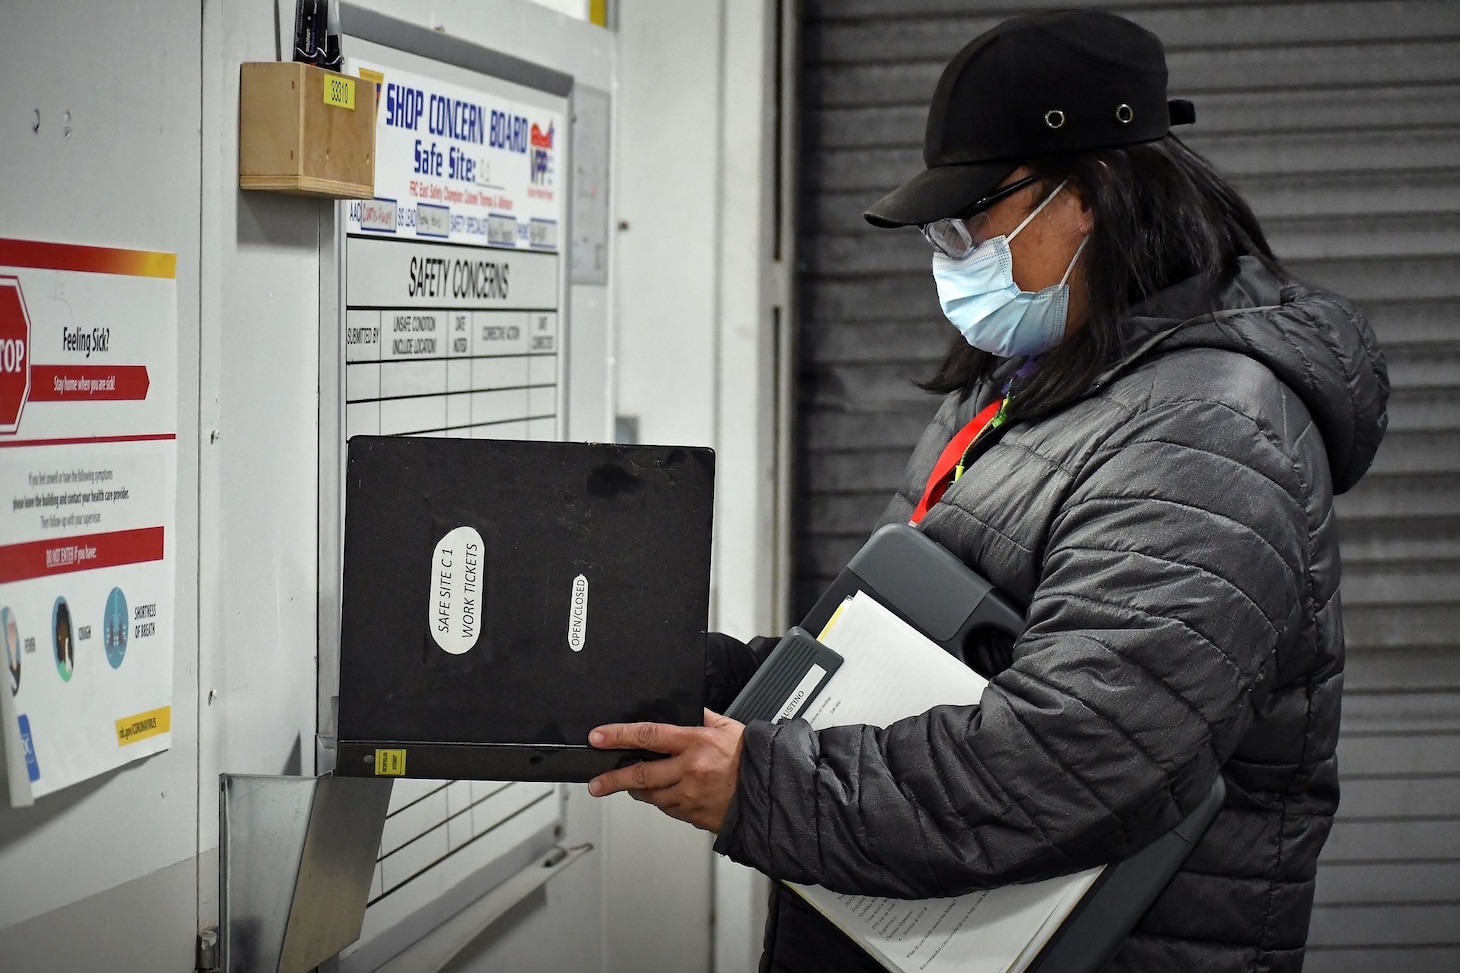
left=336, top=436, right=714, bottom=782
left=727, top=524, right=1225, bottom=973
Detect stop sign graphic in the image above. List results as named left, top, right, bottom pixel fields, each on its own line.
left=0, top=276, right=31, bottom=434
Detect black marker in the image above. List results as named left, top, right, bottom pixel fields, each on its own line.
left=320, top=0, right=343, bottom=72
left=292, top=0, right=326, bottom=66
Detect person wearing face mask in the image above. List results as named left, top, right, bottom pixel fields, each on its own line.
left=586, top=10, right=1389, bottom=973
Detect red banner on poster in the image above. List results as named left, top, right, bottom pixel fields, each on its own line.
left=0, top=526, right=165, bottom=583
left=28, top=365, right=150, bottom=402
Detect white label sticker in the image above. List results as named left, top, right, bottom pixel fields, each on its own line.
left=429, top=525, right=485, bottom=654
left=567, top=574, right=589, bottom=652
left=775, top=664, right=828, bottom=723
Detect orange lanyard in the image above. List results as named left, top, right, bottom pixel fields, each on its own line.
left=908, top=397, right=1004, bottom=526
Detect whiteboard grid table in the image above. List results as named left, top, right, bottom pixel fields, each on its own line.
left=341, top=240, right=563, bottom=919
left=324, top=27, right=576, bottom=967
left=345, top=305, right=559, bottom=442
left=371, top=778, right=557, bottom=905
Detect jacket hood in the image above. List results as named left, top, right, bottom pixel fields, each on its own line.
left=1110, top=256, right=1390, bottom=494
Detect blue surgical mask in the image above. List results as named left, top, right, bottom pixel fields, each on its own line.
left=931, top=180, right=1088, bottom=358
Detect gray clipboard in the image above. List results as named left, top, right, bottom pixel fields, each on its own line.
left=726, top=524, right=1225, bottom=973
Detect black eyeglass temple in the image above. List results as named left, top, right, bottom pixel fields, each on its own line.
left=954, top=173, right=1039, bottom=220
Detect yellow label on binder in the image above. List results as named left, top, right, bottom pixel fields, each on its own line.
left=374, top=748, right=406, bottom=776
left=324, top=75, right=356, bottom=110
left=116, top=706, right=171, bottom=746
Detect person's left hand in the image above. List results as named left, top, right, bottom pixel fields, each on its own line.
left=586, top=709, right=744, bottom=833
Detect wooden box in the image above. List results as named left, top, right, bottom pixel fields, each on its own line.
left=239, top=61, right=376, bottom=198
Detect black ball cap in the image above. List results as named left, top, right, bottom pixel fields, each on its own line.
left=864, top=9, right=1196, bottom=228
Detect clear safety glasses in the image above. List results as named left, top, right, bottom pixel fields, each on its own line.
left=920, top=173, right=1040, bottom=260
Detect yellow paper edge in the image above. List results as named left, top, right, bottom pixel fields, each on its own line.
left=816, top=596, right=855, bottom=641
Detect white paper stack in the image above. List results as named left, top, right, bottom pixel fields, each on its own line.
left=791, top=591, right=1103, bottom=973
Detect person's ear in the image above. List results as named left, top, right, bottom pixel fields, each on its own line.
left=1076, top=204, right=1094, bottom=236
left=1072, top=174, right=1096, bottom=235
left=1060, top=182, right=1094, bottom=236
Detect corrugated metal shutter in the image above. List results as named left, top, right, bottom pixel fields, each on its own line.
left=793, top=2, right=1460, bottom=969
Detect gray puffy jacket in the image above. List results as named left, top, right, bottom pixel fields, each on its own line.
left=712, top=258, right=1389, bottom=972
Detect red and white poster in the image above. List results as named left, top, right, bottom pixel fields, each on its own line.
left=0, top=238, right=177, bottom=805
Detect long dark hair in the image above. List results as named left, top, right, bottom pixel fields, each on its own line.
left=919, top=135, right=1283, bottom=417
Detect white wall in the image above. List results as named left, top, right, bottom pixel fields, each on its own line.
left=0, top=0, right=327, bottom=962
left=614, top=1, right=786, bottom=970
left=0, top=0, right=787, bottom=969
left=198, top=0, right=330, bottom=899
left=0, top=3, right=203, bottom=967
left=524, top=0, right=591, bottom=20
